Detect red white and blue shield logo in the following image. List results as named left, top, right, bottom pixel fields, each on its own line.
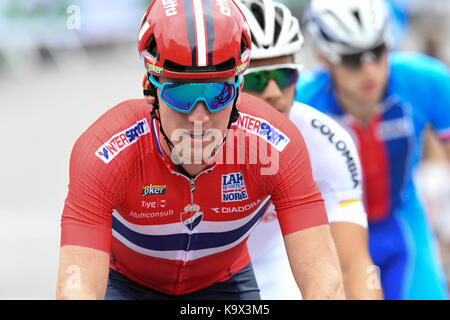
left=180, top=204, right=203, bottom=230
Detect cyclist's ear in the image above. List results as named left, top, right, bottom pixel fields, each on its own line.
left=142, top=73, right=148, bottom=89
left=142, top=74, right=156, bottom=105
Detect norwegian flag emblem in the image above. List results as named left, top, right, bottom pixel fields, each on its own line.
left=180, top=204, right=203, bottom=230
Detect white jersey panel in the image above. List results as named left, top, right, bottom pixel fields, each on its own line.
left=247, top=102, right=367, bottom=299
left=288, top=102, right=367, bottom=227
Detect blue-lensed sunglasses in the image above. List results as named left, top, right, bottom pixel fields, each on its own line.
left=148, top=74, right=242, bottom=113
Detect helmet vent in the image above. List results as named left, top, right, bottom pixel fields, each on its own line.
left=251, top=3, right=265, bottom=30
left=163, top=58, right=236, bottom=74
left=352, top=10, right=362, bottom=26
left=273, top=6, right=283, bottom=45
left=146, top=36, right=158, bottom=58
left=250, top=30, right=259, bottom=47
left=240, top=34, right=249, bottom=57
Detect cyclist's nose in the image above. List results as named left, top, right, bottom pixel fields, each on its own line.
left=360, top=59, right=379, bottom=74
left=261, top=78, right=282, bottom=101
left=188, top=102, right=210, bottom=123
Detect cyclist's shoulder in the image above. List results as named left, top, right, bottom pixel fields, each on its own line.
left=290, top=101, right=329, bottom=121
left=387, top=52, right=450, bottom=112
left=238, top=93, right=302, bottom=140
left=238, top=92, right=277, bottom=116
left=72, top=99, right=153, bottom=163
left=295, top=68, right=331, bottom=104
left=78, top=99, right=151, bottom=139
left=96, top=98, right=150, bottom=125
left=298, top=67, right=329, bottom=86
left=290, top=102, right=357, bottom=153
left=389, top=51, right=449, bottom=79
left=235, top=93, right=310, bottom=168
left=290, top=102, right=347, bottom=132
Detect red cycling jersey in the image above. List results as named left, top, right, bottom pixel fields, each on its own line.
left=60, top=93, right=328, bottom=295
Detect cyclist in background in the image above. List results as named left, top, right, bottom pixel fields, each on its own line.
left=297, top=0, right=450, bottom=299
left=238, top=0, right=382, bottom=299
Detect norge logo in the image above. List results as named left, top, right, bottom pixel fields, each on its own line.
left=236, top=113, right=290, bottom=152
left=222, top=172, right=248, bottom=202
left=96, top=119, right=150, bottom=164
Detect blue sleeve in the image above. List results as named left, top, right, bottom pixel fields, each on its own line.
left=420, top=57, right=450, bottom=140
left=391, top=53, right=450, bottom=142
left=295, top=68, right=330, bottom=114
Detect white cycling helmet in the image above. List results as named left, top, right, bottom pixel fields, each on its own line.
left=236, top=0, right=304, bottom=60
left=306, top=0, right=391, bottom=64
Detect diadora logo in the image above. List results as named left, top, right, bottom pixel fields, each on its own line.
left=142, top=184, right=167, bottom=196
left=236, top=113, right=290, bottom=152
left=222, top=172, right=248, bottom=202
left=180, top=204, right=203, bottom=230
left=211, top=199, right=261, bottom=213
left=96, top=119, right=150, bottom=164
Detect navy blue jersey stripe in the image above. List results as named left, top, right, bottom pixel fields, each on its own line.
left=112, top=200, right=270, bottom=252
left=190, top=199, right=270, bottom=249
left=113, top=217, right=190, bottom=251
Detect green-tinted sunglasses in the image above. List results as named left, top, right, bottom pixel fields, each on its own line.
left=243, top=68, right=299, bottom=92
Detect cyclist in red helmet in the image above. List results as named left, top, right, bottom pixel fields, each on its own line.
left=56, top=0, right=345, bottom=300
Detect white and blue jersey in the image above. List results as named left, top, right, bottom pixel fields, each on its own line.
left=296, top=51, right=450, bottom=300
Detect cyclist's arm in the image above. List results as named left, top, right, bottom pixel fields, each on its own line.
left=57, top=118, right=126, bottom=299
left=420, top=56, right=450, bottom=162
left=284, top=225, right=345, bottom=299
left=56, top=245, right=109, bottom=300
left=330, top=222, right=383, bottom=299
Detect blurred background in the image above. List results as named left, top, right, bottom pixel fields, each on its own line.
left=0, top=0, right=449, bottom=299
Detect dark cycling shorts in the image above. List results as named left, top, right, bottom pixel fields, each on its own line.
left=105, top=263, right=260, bottom=300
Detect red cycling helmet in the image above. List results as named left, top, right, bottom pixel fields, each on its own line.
left=138, top=0, right=252, bottom=79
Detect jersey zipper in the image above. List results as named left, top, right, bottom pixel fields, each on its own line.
left=171, top=168, right=214, bottom=288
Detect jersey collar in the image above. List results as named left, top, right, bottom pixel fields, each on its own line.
left=151, top=118, right=221, bottom=177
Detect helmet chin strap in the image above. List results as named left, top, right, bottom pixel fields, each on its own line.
left=147, top=87, right=192, bottom=177
left=228, top=89, right=240, bottom=126
left=144, top=73, right=240, bottom=176
left=145, top=73, right=176, bottom=152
